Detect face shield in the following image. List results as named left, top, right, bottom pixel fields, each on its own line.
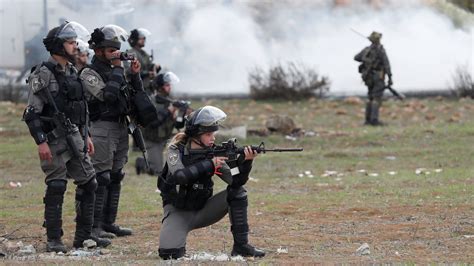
left=163, top=72, right=180, bottom=85
left=102, top=24, right=129, bottom=42
left=192, top=106, right=227, bottom=127
left=137, top=28, right=151, bottom=39
left=56, top=21, right=90, bottom=42
left=94, top=24, right=129, bottom=50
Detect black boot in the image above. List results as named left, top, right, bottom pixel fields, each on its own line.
left=44, top=180, right=68, bottom=253
left=228, top=187, right=265, bottom=258
left=369, top=101, right=386, bottom=126
left=73, top=179, right=111, bottom=248
left=135, top=157, right=146, bottom=175
left=364, top=102, right=372, bottom=125
left=92, top=173, right=116, bottom=239
left=103, top=171, right=132, bottom=237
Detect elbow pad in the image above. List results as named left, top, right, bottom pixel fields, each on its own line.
left=169, top=159, right=215, bottom=185
left=103, top=67, right=125, bottom=102
left=23, top=106, right=47, bottom=145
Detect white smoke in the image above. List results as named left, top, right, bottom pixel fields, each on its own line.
left=10, top=0, right=471, bottom=95
left=128, top=0, right=471, bottom=95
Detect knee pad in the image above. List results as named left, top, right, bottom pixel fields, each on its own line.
left=110, top=169, right=125, bottom=184
left=46, top=180, right=67, bottom=196
left=96, top=171, right=111, bottom=186
left=158, top=247, right=185, bottom=260
left=227, top=186, right=248, bottom=207
left=78, top=177, right=98, bottom=194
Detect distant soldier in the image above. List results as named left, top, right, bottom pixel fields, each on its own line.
left=127, top=28, right=161, bottom=93
left=23, top=21, right=110, bottom=252
left=354, top=31, right=393, bottom=126
left=136, top=72, right=187, bottom=176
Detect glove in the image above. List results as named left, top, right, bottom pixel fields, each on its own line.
left=388, top=75, right=393, bottom=86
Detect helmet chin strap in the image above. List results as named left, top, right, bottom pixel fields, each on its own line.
left=191, top=138, right=208, bottom=149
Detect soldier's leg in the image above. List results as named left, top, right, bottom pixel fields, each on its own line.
left=43, top=180, right=68, bottom=253
left=92, top=171, right=116, bottom=239
left=103, top=126, right=132, bottom=236
left=227, top=186, right=265, bottom=257
left=155, top=140, right=167, bottom=175
left=370, top=76, right=385, bottom=125
left=143, top=139, right=160, bottom=175
left=158, top=204, right=193, bottom=259
left=191, top=190, right=229, bottom=229
left=41, top=139, right=68, bottom=253
left=67, top=131, right=111, bottom=248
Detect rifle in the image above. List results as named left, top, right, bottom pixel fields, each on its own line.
left=41, top=87, right=87, bottom=174
left=127, top=117, right=149, bottom=169
left=155, top=95, right=192, bottom=124
left=385, top=85, right=405, bottom=101
left=189, top=138, right=303, bottom=161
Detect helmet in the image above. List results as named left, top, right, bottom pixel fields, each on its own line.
left=76, top=39, right=91, bottom=55
left=154, top=71, right=180, bottom=88
left=128, top=28, right=151, bottom=47
left=89, top=24, right=128, bottom=50
left=368, top=31, right=382, bottom=43
left=43, top=21, right=90, bottom=55
left=185, top=106, right=227, bottom=137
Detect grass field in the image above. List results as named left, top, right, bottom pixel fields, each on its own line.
left=0, top=97, right=473, bottom=263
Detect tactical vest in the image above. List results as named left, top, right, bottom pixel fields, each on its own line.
left=158, top=144, right=214, bottom=210
left=83, top=58, right=130, bottom=122
left=143, top=96, right=175, bottom=142
left=41, top=62, right=87, bottom=132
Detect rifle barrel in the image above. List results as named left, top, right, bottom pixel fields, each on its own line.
left=263, top=148, right=303, bottom=152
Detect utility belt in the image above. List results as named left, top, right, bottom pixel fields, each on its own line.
left=97, top=115, right=127, bottom=124
left=45, top=124, right=80, bottom=143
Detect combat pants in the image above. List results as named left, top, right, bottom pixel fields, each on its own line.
left=41, top=128, right=95, bottom=185
left=158, top=190, right=229, bottom=258
left=90, top=120, right=129, bottom=173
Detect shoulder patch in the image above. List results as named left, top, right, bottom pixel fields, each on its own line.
left=28, top=66, right=51, bottom=93
left=168, top=149, right=180, bottom=166
left=80, top=68, right=102, bottom=86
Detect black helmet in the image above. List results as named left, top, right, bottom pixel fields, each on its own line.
left=89, top=24, right=128, bottom=50
left=43, top=21, right=89, bottom=55
left=128, top=28, right=151, bottom=47
left=185, top=106, right=227, bottom=137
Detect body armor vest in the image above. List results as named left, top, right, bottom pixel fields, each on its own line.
left=41, top=62, right=87, bottom=132
left=158, top=144, right=214, bottom=210
left=84, top=58, right=130, bottom=122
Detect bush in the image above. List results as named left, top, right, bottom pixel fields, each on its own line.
left=452, top=65, right=473, bottom=98
left=249, top=62, right=330, bottom=100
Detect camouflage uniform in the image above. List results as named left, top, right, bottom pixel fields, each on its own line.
left=354, top=31, right=392, bottom=125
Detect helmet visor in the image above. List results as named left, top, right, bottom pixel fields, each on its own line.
left=163, top=71, right=180, bottom=85
left=193, top=106, right=227, bottom=127
left=102, top=24, right=129, bottom=42
left=57, top=21, right=90, bottom=42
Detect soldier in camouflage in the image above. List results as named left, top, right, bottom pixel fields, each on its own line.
left=126, top=28, right=161, bottom=93
left=354, top=31, right=393, bottom=126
